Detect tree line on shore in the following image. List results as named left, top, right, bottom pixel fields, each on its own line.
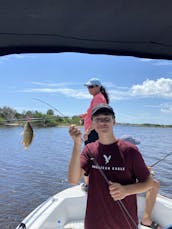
left=0, top=106, right=172, bottom=128
left=0, top=106, right=81, bottom=127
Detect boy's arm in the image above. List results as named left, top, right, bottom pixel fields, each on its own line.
left=68, top=125, right=85, bottom=185
left=109, top=175, right=153, bottom=201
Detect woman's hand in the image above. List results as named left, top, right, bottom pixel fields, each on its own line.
left=83, top=130, right=89, bottom=141
left=83, top=127, right=94, bottom=141
left=79, top=113, right=87, bottom=118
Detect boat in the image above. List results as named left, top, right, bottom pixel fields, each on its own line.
left=1, top=2, right=172, bottom=229
left=16, top=184, right=172, bottom=229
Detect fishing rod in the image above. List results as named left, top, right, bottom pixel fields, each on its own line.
left=150, top=151, right=172, bottom=167
left=33, top=98, right=66, bottom=117
left=90, top=155, right=138, bottom=229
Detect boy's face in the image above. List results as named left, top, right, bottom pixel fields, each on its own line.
left=92, top=114, right=115, bottom=133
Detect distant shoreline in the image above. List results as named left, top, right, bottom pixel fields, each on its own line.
left=1, top=122, right=172, bottom=128
left=116, top=123, right=172, bottom=128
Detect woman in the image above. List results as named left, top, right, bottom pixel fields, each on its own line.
left=80, top=77, right=109, bottom=145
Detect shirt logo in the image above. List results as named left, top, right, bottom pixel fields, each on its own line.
left=103, top=154, right=111, bottom=164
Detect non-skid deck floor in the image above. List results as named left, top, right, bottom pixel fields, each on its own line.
left=64, top=219, right=84, bottom=229
left=64, top=219, right=145, bottom=229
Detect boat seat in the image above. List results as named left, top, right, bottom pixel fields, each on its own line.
left=64, top=219, right=84, bottom=229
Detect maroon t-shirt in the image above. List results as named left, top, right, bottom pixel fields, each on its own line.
left=80, top=139, right=150, bottom=229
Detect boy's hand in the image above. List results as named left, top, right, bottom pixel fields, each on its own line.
left=69, top=125, right=82, bottom=144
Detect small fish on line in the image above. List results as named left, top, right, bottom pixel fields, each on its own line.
left=22, top=121, right=34, bottom=149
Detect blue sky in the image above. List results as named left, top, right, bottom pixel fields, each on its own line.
left=0, top=53, right=172, bottom=125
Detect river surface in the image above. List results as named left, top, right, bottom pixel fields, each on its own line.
left=0, top=125, right=172, bottom=229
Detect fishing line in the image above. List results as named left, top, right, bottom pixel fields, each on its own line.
left=85, top=144, right=138, bottom=229
left=150, top=151, right=172, bottom=167
left=33, top=98, right=65, bottom=117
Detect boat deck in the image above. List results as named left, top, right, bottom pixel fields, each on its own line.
left=64, top=220, right=83, bottom=229
left=16, top=184, right=172, bottom=229
left=64, top=219, right=148, bottom=229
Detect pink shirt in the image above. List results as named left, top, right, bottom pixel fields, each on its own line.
left=84, top=93, right=107, bottom=131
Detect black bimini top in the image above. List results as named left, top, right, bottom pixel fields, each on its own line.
left=0, top=0, right=172, bottom=59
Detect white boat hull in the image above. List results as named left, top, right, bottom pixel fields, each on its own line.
left=16, top=184, right=172, bottom=229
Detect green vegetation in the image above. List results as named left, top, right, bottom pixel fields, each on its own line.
left=0, top=106, right=172, bottom=128
left=0, top=106, right=81, bottom=127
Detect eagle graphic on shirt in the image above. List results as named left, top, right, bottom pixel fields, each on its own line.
left=103, top=154, right=111, bottom=164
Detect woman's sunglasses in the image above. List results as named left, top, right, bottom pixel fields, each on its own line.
left=87, top=85, right=97, bottom=89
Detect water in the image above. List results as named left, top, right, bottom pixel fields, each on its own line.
left=0, top=125, right=172, bottom=229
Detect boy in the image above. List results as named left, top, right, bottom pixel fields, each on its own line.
left=68, top=104, right=153, bottom=229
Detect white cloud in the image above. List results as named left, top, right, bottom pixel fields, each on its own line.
left=13, top=54, right=25, bottom=59
left=19, top=78, right=172, bottom=101
left=138, top=58, right=172, bottom=66
left=160, top=103, right=172, bottom=113
left=0, top=54, right=36, bottom=64
left=21, top=80, right=130, bottom=100
left=130, top=78, right=172, bottom=98
left=109, top=89, right=130, bottom=100
left=143, top=104, right=160, bottom=108
left=0, top=56, right=9, bottom=64
left=153, top=61, right=172, bottom=66
left=30, top=81, right=81, bottom=87
left=139, top=58, right=154, bottom=62
left=21, top=87, right=129, bottom=101
left=55, top=88, right=90, bottom=99
left=21, top=87, right=91, bottom=99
